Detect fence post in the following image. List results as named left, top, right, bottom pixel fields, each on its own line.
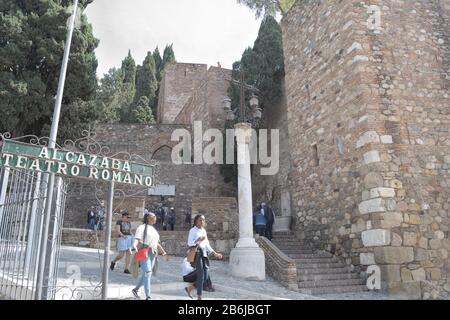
left=102, top=181, right=115, bottom=300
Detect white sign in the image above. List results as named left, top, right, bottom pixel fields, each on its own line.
left=148, top=184, right=175, bottom=196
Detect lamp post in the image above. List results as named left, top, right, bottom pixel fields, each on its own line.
left=223, top=73, right=265, bottom=281
left=35, top=0, right=79, bottom=300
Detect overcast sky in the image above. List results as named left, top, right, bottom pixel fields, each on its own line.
left=85, top=0, right=262, bottom=77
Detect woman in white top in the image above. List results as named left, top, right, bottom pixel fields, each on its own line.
left=186, top=214, right=222, bottom=300
left=130, top=212, right=169, bottom=300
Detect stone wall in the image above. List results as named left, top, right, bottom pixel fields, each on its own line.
left=252, top=80, right=293, bottom=226
left=282, top=0, right=449, bottom=299
left=174, top=66, right=231, bottom=129
left=191, top=197, right=238, bottom=234
left=157, top=63, right=208, bottom=124
left=61, top=229, right=237, bottom=257
left=64, top=124, right=235, bottom=230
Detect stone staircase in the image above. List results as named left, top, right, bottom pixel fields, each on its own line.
left=272, top=232, right=368, bottom=295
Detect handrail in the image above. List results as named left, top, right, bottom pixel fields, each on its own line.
left=256, top=236, right=299, bottom=291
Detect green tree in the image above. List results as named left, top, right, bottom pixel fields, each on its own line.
left=94, top=67, right=125, bottom=123
left=162, top=44, right=176, bottom=69
left=237, top=0, right=295, bottom=17
left=133, top=51, right=158, bottom=112
left=121, top=49, right=136, bottom=84
left=153, top=46, right=163, bottom=80
left=221, top=16, right=284, bottom=185
left=228, top=16, right=284, bottom=112
left=0, top=0, right=99, bottom=140
left=119, top=50, right=136, bottom=122
left=130, top=96, right=155, bottom=124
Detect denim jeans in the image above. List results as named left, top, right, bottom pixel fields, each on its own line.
left=135, top=251, right=155, bottom=298
left=195, top=254, right=209, bottom=296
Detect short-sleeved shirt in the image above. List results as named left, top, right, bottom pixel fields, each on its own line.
left=116, top=220, right=132, bottom=235
left=135, top=223, right=160, bottom=251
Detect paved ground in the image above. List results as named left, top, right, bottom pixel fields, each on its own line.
left=54, top=246, right=392, bottom=300
left=57, top=246, right=320, bottom=300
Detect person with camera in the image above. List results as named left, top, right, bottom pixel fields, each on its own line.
left=130, top=212, right=169, bottom=300
left=186, top=214, right=222, bottom=300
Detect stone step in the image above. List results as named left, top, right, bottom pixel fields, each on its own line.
left=287, top=252, right=333, bottom=259
left=275, top=247, right=314, bottom=252
left=296, top=266, right=352, bottom=274
left=300, top=285, right=369, bottom=295
left=271, top=242, right=311, bottom=248
left=292, top=257, right=339, bottom=264
left=279, top=250, right=315, bottom=255
left=298, top=272, right=361, bottom=281
left=298, top=278, right=366, bottom=288
left=271, top=238, right=300, bottom=242
left=296, top=261, right=347, bottom=269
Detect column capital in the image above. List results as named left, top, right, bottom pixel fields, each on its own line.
left=234, top=122, right=253, bottom=145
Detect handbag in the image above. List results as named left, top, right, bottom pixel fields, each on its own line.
left=135, top=247, right=149, bottom=262
left=186, top=246, right=197, bottom=263
left=135, top=224, right=149, bottom=262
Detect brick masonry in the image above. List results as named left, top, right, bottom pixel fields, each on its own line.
left=282, top=0, right=450, bottom=299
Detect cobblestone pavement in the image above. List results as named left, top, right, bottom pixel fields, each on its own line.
left=54, top=246, right=389, bottom=300
left=57, top=246, right=319, bottom=300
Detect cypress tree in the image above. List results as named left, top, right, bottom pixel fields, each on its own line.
left=121, top=50, right=136, bottom=84
left=119, top=50, right=136, bottom=122
left=134, top=52, right=158, bottom=119
left=0, top=0, right=99, bottom=140
left=162, top=44, right=176, bottom=69
left=153, top=46, right=163, bottom=81
left=130, top=96, right=155, bottom=124
left=133, top=51, right=158, bottom=115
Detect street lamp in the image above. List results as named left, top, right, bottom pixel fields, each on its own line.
left=223, top=73, right=265, bottom=281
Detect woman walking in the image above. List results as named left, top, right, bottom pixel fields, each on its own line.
left=110, top=212, right=133, bottom=273
left=186, top=214, right=222, bottom=300
left=131, top=212, right=169, bottom=300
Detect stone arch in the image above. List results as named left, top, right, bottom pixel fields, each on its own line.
left=151, top=145, right=173, bottom=161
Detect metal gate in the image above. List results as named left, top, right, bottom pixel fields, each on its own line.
left=0, top=166, right=68, bottom=300
left=0, top=131, right=155, bottom=300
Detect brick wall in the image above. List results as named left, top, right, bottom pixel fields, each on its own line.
left=282, top=0, right=449, bottom=298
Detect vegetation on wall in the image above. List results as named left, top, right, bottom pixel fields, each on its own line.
left=220, top=15, right=285, bottom=185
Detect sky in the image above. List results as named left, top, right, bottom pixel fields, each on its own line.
left=85, top=0, right=263, bottom=77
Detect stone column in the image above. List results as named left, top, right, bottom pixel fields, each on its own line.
left=229, top=122, right=265, bottom=280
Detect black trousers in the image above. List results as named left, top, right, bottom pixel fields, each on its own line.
left=255, top=225, right=266, bottom=237
left=183, top=270, right=212, bottom=289
left=265, top=223, right=273, bottom=240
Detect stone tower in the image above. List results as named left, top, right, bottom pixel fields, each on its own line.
left=282, top=0, right=449, bottom=298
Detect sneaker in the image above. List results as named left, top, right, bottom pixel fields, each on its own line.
left=110, top=262, right=115, bottom=271
left=131, top=288, right=139, bottom=299
left=146, top=296, right=152, bottom=300
left=124, top=269, right=130, bottom=274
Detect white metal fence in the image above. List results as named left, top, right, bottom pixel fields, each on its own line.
left=0, top=167, right=67, bottom=300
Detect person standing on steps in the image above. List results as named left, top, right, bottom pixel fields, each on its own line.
left=253, top=206, right=267, bottom=237
left=110, top=212, right=133, bottom=274
left=187, top=214, right=223, bottom=300
left=262, top=202, right=275, bottom=241
left=131, top=212, right=169, bottom=300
